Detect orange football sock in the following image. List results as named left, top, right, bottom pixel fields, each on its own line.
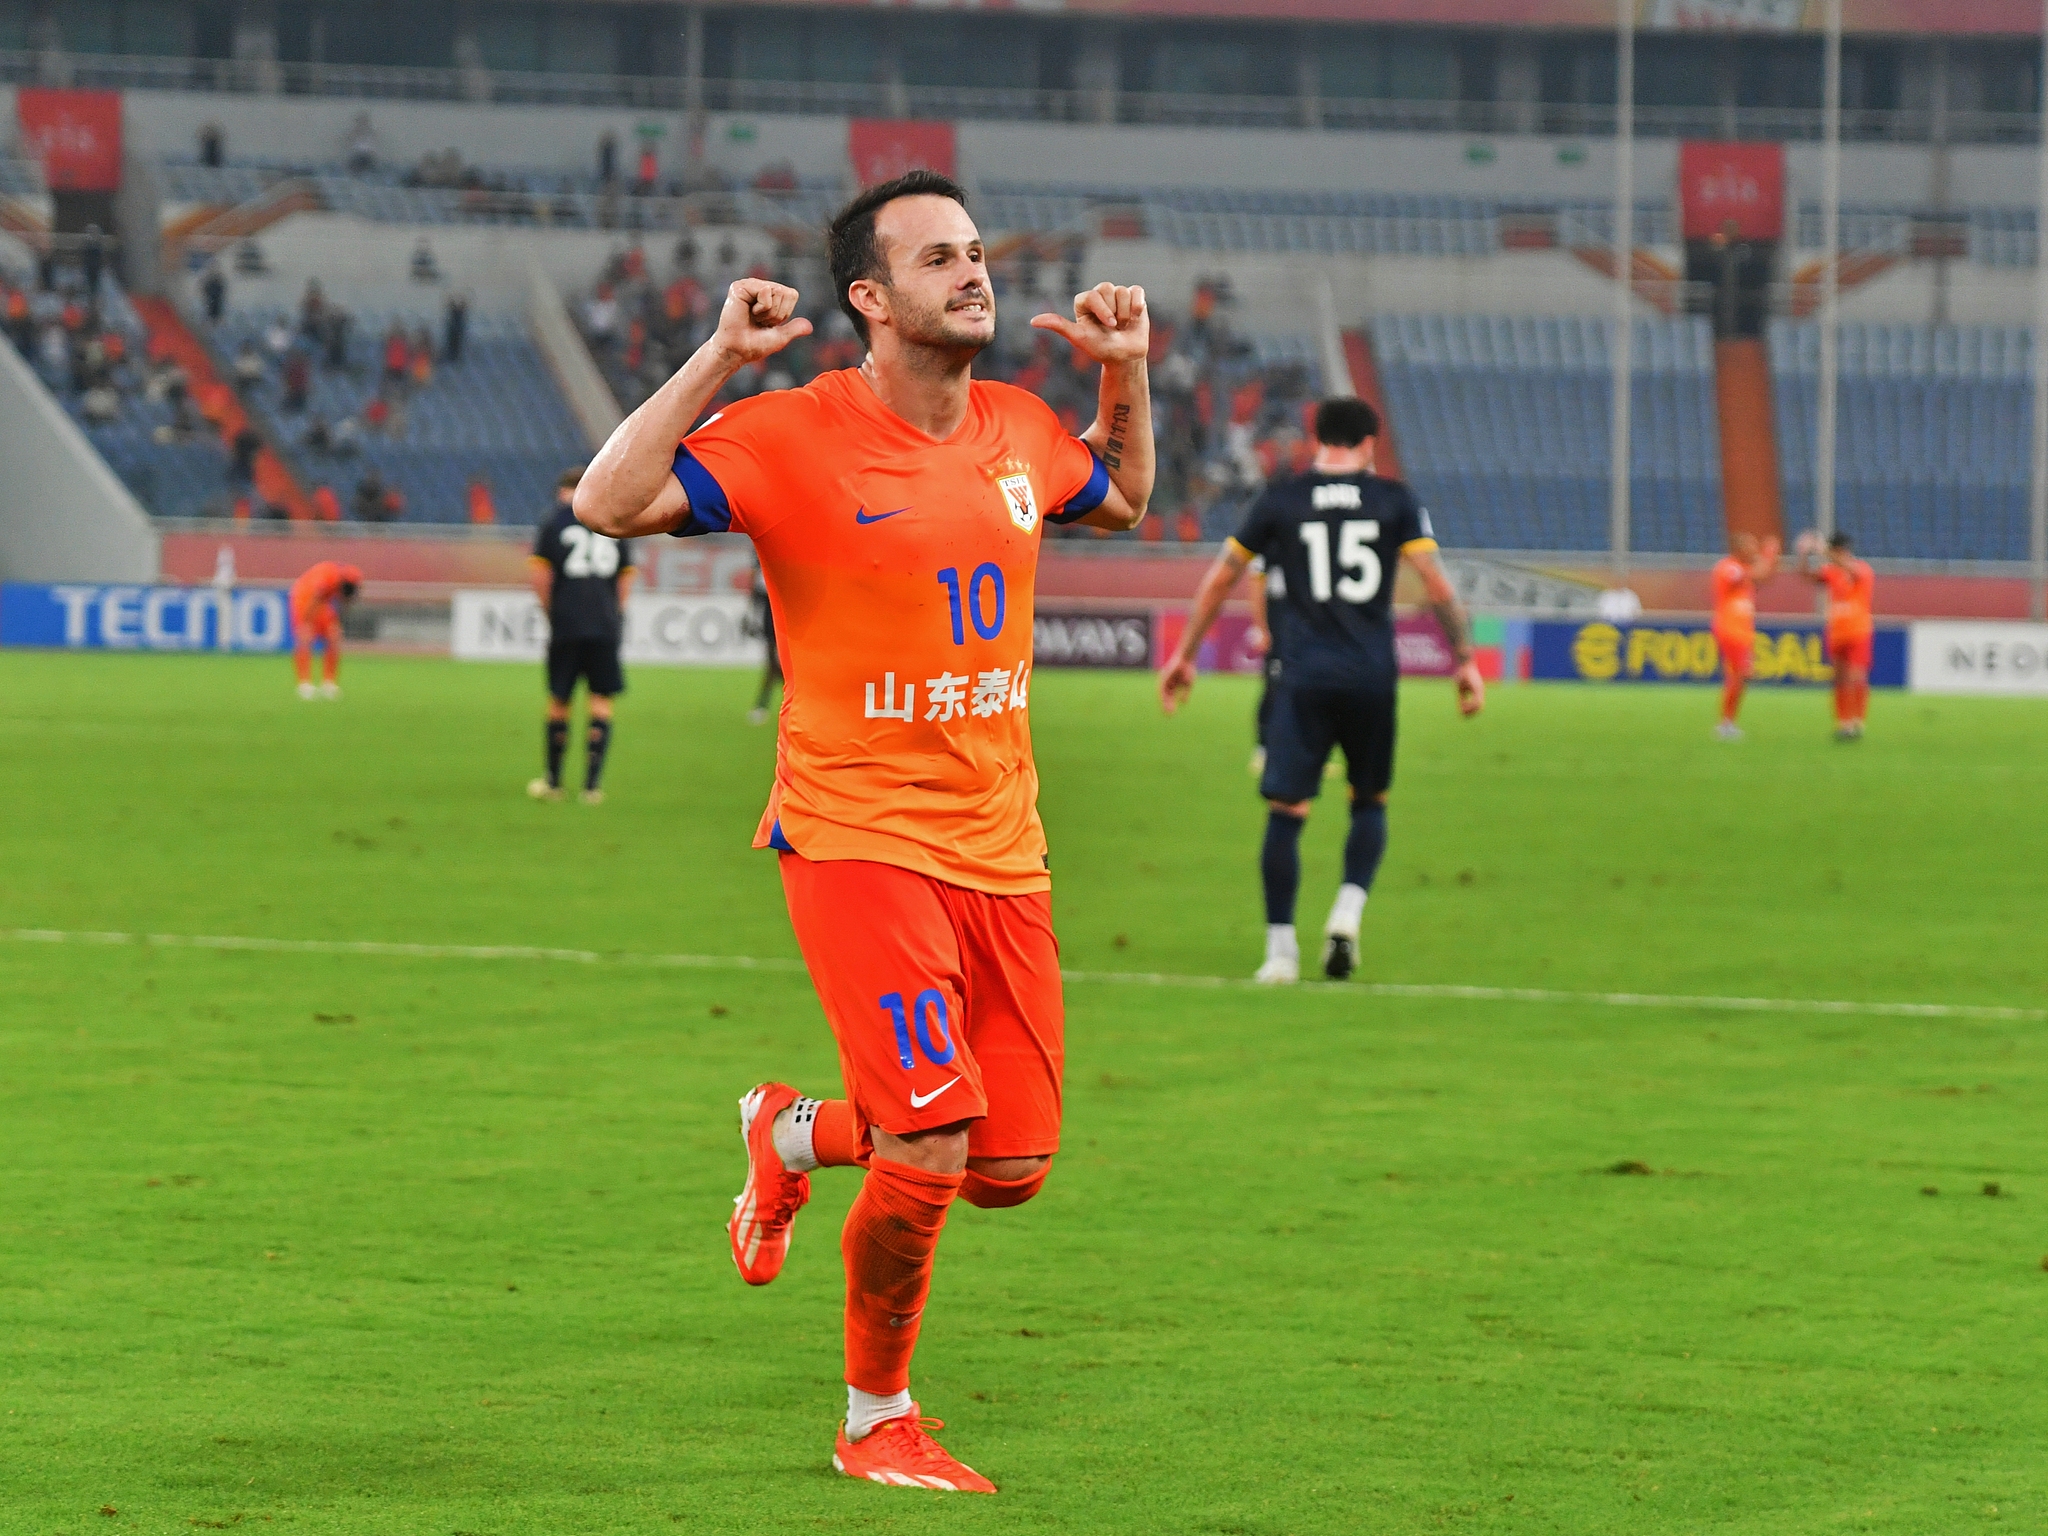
left=1719, top=673, right=1745, bottom=723
left=813, top=1099, right=866, bottom=1168
left=842, top=1159, right=962, bottom=1395
left=1833, top=676, right=1851, bottom=725
left=293, top=645, right=312, bottom=685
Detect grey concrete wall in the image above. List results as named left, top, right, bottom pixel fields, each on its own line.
left=0, top=340, right=161, bottom=583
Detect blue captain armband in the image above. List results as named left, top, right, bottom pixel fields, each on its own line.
left=1045, top=449, right=1111, bottom=525
left=669, top=445, right=734, bottom=536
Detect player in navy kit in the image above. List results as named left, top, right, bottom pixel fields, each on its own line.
left=1160, top=398, right=1482, bottom=982
left=528, top=467, right=635, bottom=804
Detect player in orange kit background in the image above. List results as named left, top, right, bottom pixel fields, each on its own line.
left=289, top=559, right=361, bottom=700
left=1798, top=529, right=1876, bottom=739
left=574, top=171, right=1152, bottom=1494
left=1710, top=531, right=1779, bottom=741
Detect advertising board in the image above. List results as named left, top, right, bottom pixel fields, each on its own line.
left=1908, top=621, right=2048, bottom=695
left=1530, top=620, right=1907, bottom=687
left=452, top=590, right=764, bottom=666
left=1032, top=611, right=1153, bottom=670
left=0, top=583, right=292, bottom=651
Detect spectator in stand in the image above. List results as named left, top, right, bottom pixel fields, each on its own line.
left=304, top=416, right=332, bottom=454
left=81, top=226, right=105, bottom=299
left=410, top=238, right=440, bottom=284
left=322, top=308, right=351, bottom=370
left=231, top=424, right=262, bottom=482
left=232, top=340, right=264, bottom=394
left=311, top=483, right=342, bottom=522
left=381, top=484, right=406, bottom=521
left=584, top=284, right=619, bottom=352
left=635, top=142, right=657, bottom=196
left=264, top=317, right=293, bottom=358
left=354, top=468, right=392, bottom=522
left=299, top=279, right=327, bottom=340
left=199, top=121, right=224, bottom=167
left=467, top=477, right=497, bottom=525
left=382, top=324, right=409, bottom=388
left=331, top=415, right=362, bottom=455
left=5, top=285, right=30, bottom=352
left=598, top=130, right=618, bottom=186
left=409, top=327, right=434, bottom=389
left=345, top=111, right=378, bottom=174
left=443, top=291, right=468, bottom=364
left=282, top=348, right=310, bottom=412
left=82, top=381, right=119, bottom=424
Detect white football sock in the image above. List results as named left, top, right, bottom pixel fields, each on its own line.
left=770, top=1097, right=821, bottom=1172
left=1326, top=883, right=1367, bottom=938
left=846, top=1385, right=914, bottom=1441
left=1265, top=924, right=1298, bottom=961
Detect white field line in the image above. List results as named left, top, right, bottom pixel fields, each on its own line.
left=3, top=927, right=2040, bottom=1024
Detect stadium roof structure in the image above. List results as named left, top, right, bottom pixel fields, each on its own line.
left=688, top=0, right=2040, bottom=35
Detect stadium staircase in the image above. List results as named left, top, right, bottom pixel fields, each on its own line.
left=1712, top=339, right=1784, bottom=546
left=132, top=296, right=312, bottom=520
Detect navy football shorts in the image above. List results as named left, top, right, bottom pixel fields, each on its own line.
left=546, top=637, right=625, bottom=701
left=1258, top=682, right=1396, bottom=804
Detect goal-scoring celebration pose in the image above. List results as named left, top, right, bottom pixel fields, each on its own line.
left=528, top=467, right=634, bottom=803
left=573, top=171, right=1152, bottom=1494
left=1710, top=530, right=1780, bottom=740
left=1798, top=528, right=1876, bottom=740
left=1161, top=398, right=1481, bottom=983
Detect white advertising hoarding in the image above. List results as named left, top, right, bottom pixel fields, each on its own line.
left=1908, top=621, right=2048, bottom=696
left=452, top=590, right=764, bottom=667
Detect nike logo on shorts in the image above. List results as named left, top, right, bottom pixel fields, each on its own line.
left=854, top=506, right=910, bottom=525
left=908, top=1076, right=961, bottom=1109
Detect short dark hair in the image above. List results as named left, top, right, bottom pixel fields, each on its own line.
left=827, top=169, right=970, bottom=347
left=557, top=465, right=584, bottom=491
left=1828, top=530, right=1853, bottom=550
left=339, top=580, right=360, bottom=600
left=1314, top=397, right=1379, bottom=448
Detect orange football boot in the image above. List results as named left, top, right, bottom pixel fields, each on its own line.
left=833, top=1408, right=996, bottom=1493
left=727, top=1082, right=809, bottom=1286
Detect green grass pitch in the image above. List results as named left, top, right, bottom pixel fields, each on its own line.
left=3, top=649, right=2044, bottom=1535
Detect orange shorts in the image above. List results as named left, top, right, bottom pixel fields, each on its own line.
left=1714, top=631, right=1752, bottom=677
left=294, top=605, right=339, bottom=647
left=778, top=853, right=1064, bottom=1161
left=1827, top=632, right=1873, bottom=672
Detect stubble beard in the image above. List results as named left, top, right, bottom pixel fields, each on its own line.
left=891, top=286, right=995, bottom=367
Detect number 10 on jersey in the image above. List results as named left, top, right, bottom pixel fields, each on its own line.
left=1299, top=520, right=1381, bottom=603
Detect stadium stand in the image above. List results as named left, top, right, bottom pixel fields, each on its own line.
left=205, top=305, right=588, bottom=524
left=1771, top=320, right=2034, bottom=561
left=1373, top=313, right=1724, bottom=555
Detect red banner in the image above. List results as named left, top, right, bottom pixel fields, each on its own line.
left=848, top=120, right=956, bottom=188
left=1678, top=141, right=1784, bottom=243
left=17, top=89, right=123, bottom=193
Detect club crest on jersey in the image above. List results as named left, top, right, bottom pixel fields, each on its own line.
left=998, top=473, right=1038, bottom=532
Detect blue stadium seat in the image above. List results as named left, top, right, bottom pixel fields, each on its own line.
left=1371, top=312, right=1722, bottom=553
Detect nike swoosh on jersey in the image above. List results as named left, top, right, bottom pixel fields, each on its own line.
left=854, top=506, right=910, bottom=524
left=907, top=1075, right=961, bottom=1109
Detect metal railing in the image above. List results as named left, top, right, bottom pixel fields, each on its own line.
left=1, top=48, right=2041, bottom=145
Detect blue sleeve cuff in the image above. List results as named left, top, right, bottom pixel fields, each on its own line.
left=1046, top=449, right=1111, bottom=525
left=670, top=445, right=734, bottom=536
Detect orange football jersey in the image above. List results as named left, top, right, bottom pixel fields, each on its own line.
left=672, top=369, right=1108, bottom=895
left=1818, top=559, right=1875, bottom=643
left=290, top=560, right=362, bottom=617
left=1710, top=556, right=1757, bottom=643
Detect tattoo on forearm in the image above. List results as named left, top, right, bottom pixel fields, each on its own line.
left=1104, top=402, right=1130, bottom=471
left=1431, top=598, right=1473, bottom=661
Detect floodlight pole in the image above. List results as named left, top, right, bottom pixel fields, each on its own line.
left=1609, top=0, right=1634, bottom=584
left=1815, top=0, right=1842, bottom=545
left=2031, top=0, right=2048, bottom=621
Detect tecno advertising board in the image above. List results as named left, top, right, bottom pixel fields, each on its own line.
left=1530, top=619, right=1908, bottom=687
left=453, top=590, right=764, bottom=666
left=1908, top=621, right=2048, bottom=695
left=0, top=582, right=293, bottom=651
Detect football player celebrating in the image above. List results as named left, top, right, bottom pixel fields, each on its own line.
left=1798, top=528, right=1876, bottom=739
left=1160, top=398, right=1481, bottom=983
left=574, top=171, right=1152, bottom=1493
left=1710, top=530, right=1780, bottom=740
